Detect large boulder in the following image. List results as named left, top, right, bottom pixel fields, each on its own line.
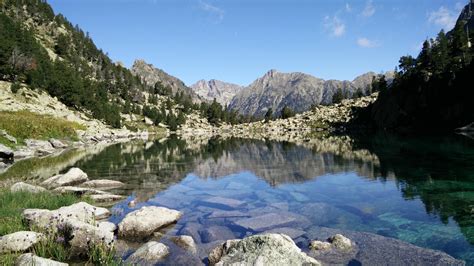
left=22, top=202, right=110, bottom=229
left=0, top=231, right=43, bottom=254
left=10, top=182, right=46, bottom=193
left=15, top=253, right=67, bottom=266
left=67, top=219, right=114, bottom=257
left=118, top=206, right=182, bottom=239
left=0, top=143, right=13, bottom=161
left=41, top=168, right=89, bottom=189
left=208, top=234, right=321, bottom=266
left=125, top=241, right=169, bottom=264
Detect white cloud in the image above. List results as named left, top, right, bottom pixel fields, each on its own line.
left=357, top=37, right=380, bottom=48
left=428, top=6, right=456, bottom=30
left=324, top=15, right=346, bottom=37
left=199, top=0, right=224, bottom=22
left=345, top=3, right=352, bottom=13
left=361, top=0, right=375, bottom=17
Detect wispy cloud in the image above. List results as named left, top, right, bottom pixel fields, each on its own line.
left=428, top=6, right=456, bottom=30
left=199, top=0, right=224, bottom=23
left=361, top=0, right=375, bottom=17
left=324, top=15, right=346, bottom=37
left=357, top=37, right=380, bottom=48
left=345, top=3, right=352, bottom=13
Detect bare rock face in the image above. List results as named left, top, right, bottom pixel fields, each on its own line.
left=125, top=241, right=169, bottom=264
left=10, top=182, right=46, bottom=193
left=118, top=206, right=182, bottom=239
left=208, top=233, right=321, bottom=266
left=0, top=231, right=43, bottom=254
left=191, top=79, right=243, bottom=106
left=131, top=59, right=201, bottom=102
left=15, top=253, right=67, bottom=266
left=41, top=168, right=88, bottom=189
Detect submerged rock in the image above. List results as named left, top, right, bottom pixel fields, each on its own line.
left=208, top=233, right=321, bottom=266
left=233, top=213, right=298, bottom=231
left=125, top=241, right=169, bottom=264
left=10, top=182, right=46, bottom=193
left=118, top=206, right=182, bottom=239
left=201, top=196, right=245, bottom=209
left=199, top=225, right=235, bottom=243
left=171, top=235, right=197, bottom=254
left=0, top=231, right=43, bottom=254
left=41, top=168, right=89, bottom=189
left=80, top=179, right=125, bottom=190
left=15, top=253, right=67, bottom=266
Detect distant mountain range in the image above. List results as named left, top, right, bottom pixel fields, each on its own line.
left=204, top=70, right=392, bottom=118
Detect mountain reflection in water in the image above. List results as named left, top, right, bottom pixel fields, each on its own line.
left=2, top=134, right=473, bottom=263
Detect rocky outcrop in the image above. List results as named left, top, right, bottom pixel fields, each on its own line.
left=0, top=231, right=43, bottom=254
left=118, top=206, right=182, bottom=239
left=131, top=59, right=201, bottom=102
left=15, top=253, right=67, bottom=266
left=10, top=182, right=46, bottom=193
left=228, top=69, right=389, bottom=117
left=41, top=167, right=88, bottom=189
left=191, top=79, right=243, bottom=105
left=208, top=233, right=320, bottom=265
left=125, top=241, right=169, bottom=264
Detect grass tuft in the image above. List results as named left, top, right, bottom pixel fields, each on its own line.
left=0, top=111, right=86, bottom=144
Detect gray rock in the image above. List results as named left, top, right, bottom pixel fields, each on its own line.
left=98, top=221, right=117, bottom=233
left=118, top=206, right=182, bottom=239
left=329, top=234, right=352, bottom=251
left=171, top=235, right=197, bottom=254
left=201, top=196, right=245, bottom=210
left=191, top=79, right=243, bottom=106
left=41, top=168, right=88, bottom=189
left=49, top=138, right=67, bottom=148
left=0, top=143, right=13, bottom=161
left=25, top=139, right=54, bottom=153
left=89, top=193, right=124, bottom=203
left=67, top=219, right=115, bottom=257
left=208, top=210, right=250, bottom=219
left=23, top=202, right=110, bottom=229
left=53, top=186, right=107, bottom=196
left=80, top=179, right=125, bottom=190
left=0, top=231, right=43, bottom=253
left=179, top=222, right=202, bottom=243
left=199, top=226, right=235, bottom=243
left=15, top=253, right=67, bottom=266
left=125, top=241, right=169, bottom=264
left=208, top=233, right=320, bottom=266
left=233, top=213, right=298, bottom=231
left=10, top=182, right=46, bottom=193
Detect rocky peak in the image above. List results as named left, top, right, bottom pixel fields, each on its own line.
left=190, top=79, right=243, bottom=106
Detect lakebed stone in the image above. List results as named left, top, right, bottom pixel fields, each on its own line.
left=201, top=196, right=245, bottom=210
left=80, top=179, right=125, bottom=190
left=41, top=167, right=89, bottom=189
left=199, top=226, right=235, bottom=243
left=171, top=235, right=197, bottom=254
left=125, top=241, right=169, bottom=264
left=118, top=206, right=182, bottom=239
left=233, top=213, right=298, bottom=231
left=15, top=253, right=67, bottom=266
left=10, top=182, right=46, bottom=193
left=208, top=233, right=320, bottom=266
left=0, top=231, right=43, bottom=254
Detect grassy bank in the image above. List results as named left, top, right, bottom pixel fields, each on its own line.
left=0, top=111, right=86, bottom=145
left=0, top=189, right=97, bottom=264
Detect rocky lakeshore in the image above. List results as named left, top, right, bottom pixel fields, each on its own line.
left=0, top=167, right=464, bottom=265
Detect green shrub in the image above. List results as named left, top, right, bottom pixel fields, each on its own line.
left=10, top=82, right=21, bottom=94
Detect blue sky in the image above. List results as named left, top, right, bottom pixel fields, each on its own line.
left=48, top=0, right=465, bottom=86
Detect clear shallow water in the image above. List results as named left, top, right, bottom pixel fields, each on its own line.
left=2, top=135, right=474, bottom=264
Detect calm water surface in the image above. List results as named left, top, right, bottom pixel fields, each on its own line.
left=2, top=135, right=474, bottom=264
